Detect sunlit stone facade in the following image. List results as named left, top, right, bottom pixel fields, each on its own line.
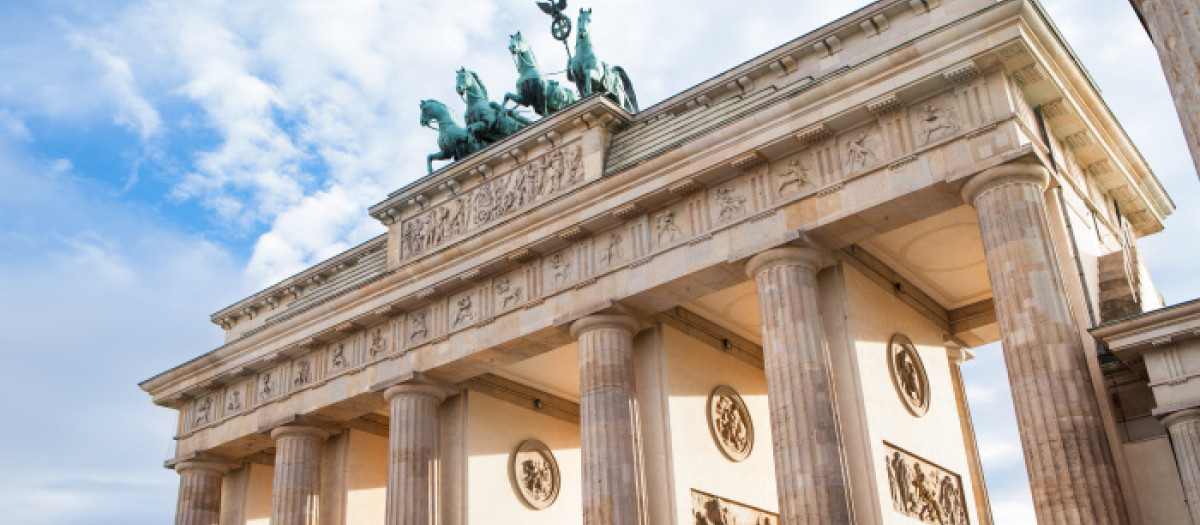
left=141, top=0, right=1197, bottom=524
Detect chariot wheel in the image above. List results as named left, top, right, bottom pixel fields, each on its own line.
left=551, top=15, right=571, bottom=41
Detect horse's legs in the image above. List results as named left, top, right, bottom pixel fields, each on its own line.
left=503, top=92, right=526, bottom=109
left=427, top=151, right=451, bottom=174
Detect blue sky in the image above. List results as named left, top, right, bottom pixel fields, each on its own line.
left=0, top=0, right=1196, bottom=523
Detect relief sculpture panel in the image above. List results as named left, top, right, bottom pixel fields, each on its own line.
left=510, top=439, right=560, bottom=510
left=691, top=490, right=778, bottom=525
left=885, top=442, right=970, bottom=525
left=400, top=145, right=583, bottom=260
left=707, top=385, right=754, bottom=462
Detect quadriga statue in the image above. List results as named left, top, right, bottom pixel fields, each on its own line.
left=503, top=32, right=578, bottom=117
left=567, top=8, right=638, bottom=114
left=456, top=67, right=532, bottom=144
left=418, top=99, right=484, bottom=174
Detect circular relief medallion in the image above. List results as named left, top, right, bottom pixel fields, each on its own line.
left=707, top=385, right=754, bottom=462
left=510, top=439, right=560, bottom=510
left=888, top=333, right=931, bottom=417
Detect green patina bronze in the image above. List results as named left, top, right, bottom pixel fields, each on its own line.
left=567, top=8, right=638, bottom=114
left=419, top=99, right=484, bottom=174
left=503, top=32, right=578, bottom=117
left=456, top=67, right=532, bottom=144
left=417, top=4, right=638, bottom=172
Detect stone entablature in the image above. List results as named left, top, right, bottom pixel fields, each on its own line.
left=143, top=0, right=1172, bottom=462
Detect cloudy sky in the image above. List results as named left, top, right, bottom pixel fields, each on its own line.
left=0, top=0, right=1196, bottom=523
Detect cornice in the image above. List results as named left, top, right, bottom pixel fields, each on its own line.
left=1090, top=299, right=1200, bottom=358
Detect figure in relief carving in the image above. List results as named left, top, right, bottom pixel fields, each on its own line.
left=521, top=458, right=554, bottom=502
left=777, top=156, right=810, bottom=194
left=713, top=187, right=747, bottom=222
left=294, top=360, right=312, bottom=386
left=898, top=350, right=924, bottom=407
left=919, top=104, right=961, bottom=144
left=844, top=129, right=879, bottom=171
left=226, top=390, right=242, bottom=411
left=888, top=451, right=913, bottom=512
left=889, top=334, right=931, bottom=417
left=599, top=232, right=625, bottom=265
left=410, top=311, right=428, bottom=342
left=330, top=343, right=347, bottom=370
left=885, top=445, right=970, bottom=525
left=453, top=295, right=474, bottom=328
left=655, top=210, right=684, bottom=245
left=714, top=395, right=750, bottom=455
left=260, top=373, right=274, bottom=399
left=550, top=253, right=571, bottom=286
left=496, top=277, right=524, bottom=308
left=194, top=396, right=212, bottom=426
left=367, top=327, right=385, bottom=357
left=691, top=490, right=778, bottom=525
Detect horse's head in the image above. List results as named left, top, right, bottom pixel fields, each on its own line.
left=578, top=8, right=592, bottom=36
left=509, top=32, right=528, bottom=55
left=419, top=99, right=446, bottom=128
left=455, top=67, right=487, bottom=99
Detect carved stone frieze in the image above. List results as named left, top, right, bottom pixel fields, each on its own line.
left=400, top=145, right=583, bottom=260
left=885, top=443, right=970, bottom=525
left=654, top=209, right=686, bottom=246
left=691, top=490, right=778, bottom=525
left=510, top=439, right=560, bottom=510
left=194, top=395, right=213, bottom=427
left=707, top=385, right=754, bottom=462
left=366, top=325, right=388, bottom=358
left=888, top=333, right=931, bottom=417
left=712, top=186, right=748, bottom=223
left=914, top=100, right=962, bottom=145
left=841, top=124, right=884, bottom=172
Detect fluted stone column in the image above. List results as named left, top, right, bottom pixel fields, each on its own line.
left=746, top=247, right=851, bottom=525
left=269, top=425, right=330, bottom=525
left=174, top=461, right=229, bottom=525
left=383, top=381, right=450, bottom=525
left=570, top=314, right=645, bottom=525
left=963, top=162, right=1127, bottom=525
left=1163, top=409, right=1200, bottom=524
left=1131, top=0, right=1200, bottom=179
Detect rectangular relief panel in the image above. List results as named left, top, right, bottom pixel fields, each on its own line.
left=691, top=489, right=779, bottom=525
left=884, top=441, right=970, bottom=525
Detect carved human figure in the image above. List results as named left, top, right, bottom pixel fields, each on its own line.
left=655, top=210, right=684, bottom=244
left=713, top=187, right=747, bottom=222
left=294, top=360, right=312, bottom=386
left=777, top=156, right=810, bottom=195
left=563, top=146, right=582, bottom=184
left=453, top=295, right=474, bottom=328
left=889, top=452, right=912, bottom=512
left=330, top=343, right=347, bottom=370
left=194, top=396, right=212, bottom=426
left=599, top=232, right=625, bottom=265
left=368, top=327, right=385, bottom=357
left=226, top=390, right=242, bottom=411
left=919, top=103, right=961, bottom=144
left=897, top=350, right=923, bottom=406
left=550, top=253, right=571, bottom=286
left=409, top=311, right=428, bottom=342
left=912, top=464, right=944, bottom=523
left=844, top=129, right=879, bottom=170
left=522, top=459, right=553, bottom=502
left=714, top=395, right=749, bottom=454
left=260, top=373, right=273, bottom=399
left=496, top=277, right=523, bottom=308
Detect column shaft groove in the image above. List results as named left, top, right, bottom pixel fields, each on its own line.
left=747, top=248, right=851, bottom=525
left=968, top=165, right=1127, bottom=525
left=384, top=383, right=445, bottom=525
left=270, top=426, right=329, bottom=525
left=175, top=461, right=227, bottom=525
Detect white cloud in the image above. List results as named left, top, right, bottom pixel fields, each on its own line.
left=68, top=33, right=163, bottom=141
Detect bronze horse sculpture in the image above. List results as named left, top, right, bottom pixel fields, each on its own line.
left=503, top=32, right=578, bottom=117
left=567, top=8, right=637, bottom=114
left=419, top=99, right=484, bottom=174
left=456, top=67, right=532, bottom=144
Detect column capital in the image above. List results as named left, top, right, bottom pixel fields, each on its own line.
left=569, top=313, right=641, bottom=339
left=1161, top=408, right=1200, bottom=428
left=383, top=376, right=457, bottom=403
left=961, top=162, right=1049, bottom=205
left=174, top=460, right=232, bottom=476
left=269, top=424, right=330, bottom=442
left=745, top=246, right=827, bottom=279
